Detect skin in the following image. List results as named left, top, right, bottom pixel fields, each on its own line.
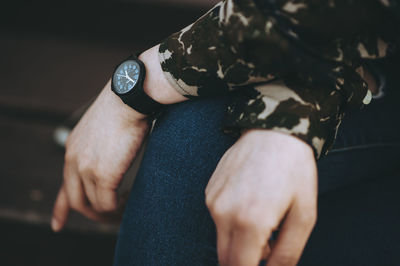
left=52, top=83, right=150, bottom=225
left=52, top=44, right=355, bottom=265
left=206, top=129, right=317, bottom=266
left=52, top=45, right=186, bottom=227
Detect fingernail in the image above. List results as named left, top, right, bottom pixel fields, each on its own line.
left=51, top=217, right=60, bottom=232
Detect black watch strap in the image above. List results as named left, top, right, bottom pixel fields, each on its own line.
left=112, top=53, right=166, bottom=116
left=120, top=87, right=165, bottom=115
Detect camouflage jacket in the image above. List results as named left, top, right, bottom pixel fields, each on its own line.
left=158, top=0, right=399, bottom=159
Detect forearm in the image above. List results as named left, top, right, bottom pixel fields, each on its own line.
left=139, top=44, right=188, bottom=105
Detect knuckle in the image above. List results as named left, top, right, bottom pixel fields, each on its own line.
left=204, top=185, right=211, bottom=197
left=79, top=151, right=94, bottom=166
left=64, top=150, right=74, bottom=163
left=234, top=207, right=278, bottom=233
left=93, top=166, right=114, bottom=185
left=205, top=196, right=214, bottom=209
left=93, top=169, right=107, bottom=184
left=96, top=176, right=113, bottom=191
left=209, top=199, right=232, bottom=218
left=233, top=209, right=260, bottom=229
left=77, top=160, right=92, bottom=175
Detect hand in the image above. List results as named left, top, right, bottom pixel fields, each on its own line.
left=51, top=44, right=188, bottom=232
left=51, top=81, right=150, bottom=231
left=205, top=129, right=318, bottom=266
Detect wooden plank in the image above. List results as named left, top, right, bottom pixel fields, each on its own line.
left=0, top=1, right=206, bottom=116
left=0, top=36, right=140, bottom=115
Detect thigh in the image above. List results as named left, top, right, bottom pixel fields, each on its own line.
left=113, top=95, right=238, bottom=266
left=114, top=65, right=400, bottom=265
left=301, top=61, right=400, bottom=265
left=317, top=62, right=400, bottom=194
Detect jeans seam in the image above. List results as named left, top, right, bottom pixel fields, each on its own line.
left=330, top=142, right=400, bottom=153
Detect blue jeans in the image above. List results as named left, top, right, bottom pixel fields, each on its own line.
left=113, top=63, right=400, bottom=266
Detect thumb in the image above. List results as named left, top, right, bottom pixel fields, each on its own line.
left=52, top=184, right=70, bottom=232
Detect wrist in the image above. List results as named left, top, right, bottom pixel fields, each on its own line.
left=139, top=44, right=188, bottom=105
left=240, top=129, right=315, bottom=161
left=102, top=81, right=148, bottom=122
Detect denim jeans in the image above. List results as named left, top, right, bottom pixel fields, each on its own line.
left=113, top=61, right=400, bottom=266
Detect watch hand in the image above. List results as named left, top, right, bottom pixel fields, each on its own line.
left=116, top=74, right=125, bottom=78
left=125, top=70, right=135, bottom=83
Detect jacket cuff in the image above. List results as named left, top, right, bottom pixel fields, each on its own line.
left=222, top=79, right=346, bottom=159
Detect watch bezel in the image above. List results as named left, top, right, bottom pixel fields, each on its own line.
left=110, top=53, right=165, bottom=116
left=111, top=55, right=146, bottom=97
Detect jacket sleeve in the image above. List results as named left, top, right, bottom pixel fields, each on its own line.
left=221, top=70, right=367, bottom=158
left=158, top=0, right=398, bottom=158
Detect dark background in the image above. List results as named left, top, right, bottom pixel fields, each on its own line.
left=0, top=1, right=216, bottom=265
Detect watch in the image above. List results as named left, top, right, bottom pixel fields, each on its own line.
left=111, top=54, right=165, bottom=115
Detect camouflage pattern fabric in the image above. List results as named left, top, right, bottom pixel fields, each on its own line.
left=158, top=0, right=399, bottom=159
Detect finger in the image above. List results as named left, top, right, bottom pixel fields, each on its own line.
left=63, top=164, right=89, bottom=214
left=260, top=229, right=281, bottom=264
left=63, top=164, right=108, bottom=221
left=228, top=227, right=266, bottom=266
left=267, top=202, right=316, bottom=266
left=96, top=185, right=118, bottom=212
left=82, top=176, right=99, bottom=211
left=215, top=223, right=232, bottom=266
left=205, top=155, right=230, bottom=201
left=261, top=241, right=272, bottom=260
left=52, top=185, right=70, bottom=232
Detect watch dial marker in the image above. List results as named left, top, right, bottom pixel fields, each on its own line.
left=113, top=60, right=141, bottom=94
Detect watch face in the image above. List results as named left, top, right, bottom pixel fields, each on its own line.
left=113, top=60, right=141, bottom=94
